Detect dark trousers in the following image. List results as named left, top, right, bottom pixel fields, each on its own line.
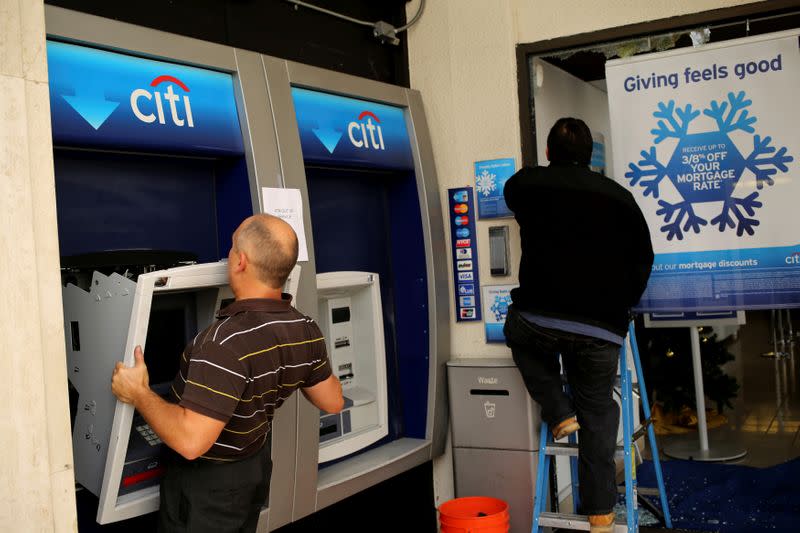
left=504, top=307, right=620, bottom=515
left=158, top=441, right=272, bottom=533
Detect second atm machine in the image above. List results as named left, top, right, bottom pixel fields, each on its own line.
left=264, top=69, right=450, bottom=520
left=47, top=5, right=450, bottom=530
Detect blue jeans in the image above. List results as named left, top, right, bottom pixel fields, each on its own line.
left=504, top=306, right=620, bottom=515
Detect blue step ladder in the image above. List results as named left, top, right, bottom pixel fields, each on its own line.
left=531, top=322, right=672, bottom=532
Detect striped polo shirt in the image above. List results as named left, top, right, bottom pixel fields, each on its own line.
left=169, top=295, right=331, bottom=461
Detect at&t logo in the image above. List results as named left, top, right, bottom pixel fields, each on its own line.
left=348, top=111, right=385, bottom=150
left=131, top=75, right=194, bottom=127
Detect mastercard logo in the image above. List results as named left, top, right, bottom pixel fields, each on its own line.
left=453, top=203, right=469, bottom=214
left=454, top=215, right=469, bottom=226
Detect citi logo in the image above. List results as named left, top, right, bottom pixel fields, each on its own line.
left=478, top=377, right=498, bottom=385
left=131, top=75, right=194, bottom=127
left=787, top=252, right=800, bottom=265
left=348, top=111, right=385, bottom=150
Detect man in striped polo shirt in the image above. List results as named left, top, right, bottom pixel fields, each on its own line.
left=112, top=214, right=344, bottom=532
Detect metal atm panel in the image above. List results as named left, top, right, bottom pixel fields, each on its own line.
left=70, top=263, right=230, bottom=523
left=70, top=262, right=301, bottom=523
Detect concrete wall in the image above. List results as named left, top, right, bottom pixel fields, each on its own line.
left=0, top=1, right=77, bottom=531
left=405, top=0, right=761, bottom=509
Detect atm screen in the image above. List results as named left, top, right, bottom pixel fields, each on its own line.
left=331, top=306, right=351, bottom=324
left=143, top=292, right=200, bottom=384
left=143, top=306, right=188, bottom=385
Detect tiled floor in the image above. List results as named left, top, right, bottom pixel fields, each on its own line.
left=657, top=310, right=800, bottom=468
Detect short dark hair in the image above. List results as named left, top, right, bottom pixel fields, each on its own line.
left=546, top=117, right=593, bottom=165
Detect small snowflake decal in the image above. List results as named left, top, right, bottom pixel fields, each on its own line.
left=476, top=169, right=497, bottom=197
left=490, top=294, right=512, bottom=322
left=625, top=91, right=793, bottom=240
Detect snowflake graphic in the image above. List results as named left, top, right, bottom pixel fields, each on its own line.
left=625, top=91, right=793, bottom=240
left=490, top=294, right=512, bottom=322
left=476, top=169, right=497, bottom=197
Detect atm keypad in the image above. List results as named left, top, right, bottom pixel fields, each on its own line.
left=136, top=424, right=163, bottom=446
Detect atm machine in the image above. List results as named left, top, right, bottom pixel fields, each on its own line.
left=272, top=77, right=450, bottom=519
left=45, top=23, right=263, bottom=526
left=46, top=5, right=450, bottom=530
left=316, top=271, right=388, bottom=463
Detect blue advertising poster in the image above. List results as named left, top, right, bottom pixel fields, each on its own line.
left=448, top=187, right=482, bottom=322
left=47, top=41, right=243, bottom=156
left=607, top=34, right=800, bottom=311
left=475, top=158, right=515, bottom=219
left=291, top=87, right=414, bottom=171
left=482, top=285, right=516, bottom=342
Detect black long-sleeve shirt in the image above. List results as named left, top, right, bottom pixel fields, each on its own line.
left=503, top=162, right=654, bottom=337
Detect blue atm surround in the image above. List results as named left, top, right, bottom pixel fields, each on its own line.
left=294, top=88, right=430, bottom=446
left=306, top=168, right=429, bottom=441
left=47, top=41, right=251, bottom=262
left=54, top=150, right=250, bottom=262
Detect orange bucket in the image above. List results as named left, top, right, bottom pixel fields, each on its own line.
left=438, top=496, right=510, bottom=533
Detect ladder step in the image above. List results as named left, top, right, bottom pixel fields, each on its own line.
left=614, top=377, right=640, bottom=393
left=539, top=512, right=626, bottom=531
left=618, top=485, right=660, bottom=497
left=539, top=512, right=591, bottom=530
left=544, top=443, right=627, bottom=457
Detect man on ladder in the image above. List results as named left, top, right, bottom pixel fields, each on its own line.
left=503, top=118, right=654, bottom=532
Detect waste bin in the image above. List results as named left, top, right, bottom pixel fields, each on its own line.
left=447, top=359, right=541, bottom=533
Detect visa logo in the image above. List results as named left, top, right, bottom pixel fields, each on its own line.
left=348, top=111, right=385, bottom=150
left=458, top=272, right=474, bottom=281
left=131, top=75, right=194, bottom=127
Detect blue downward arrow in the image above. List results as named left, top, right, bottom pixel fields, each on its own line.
left=63, top=86, right=120, bottom=130
left=312, top=126, right=343, bottom=154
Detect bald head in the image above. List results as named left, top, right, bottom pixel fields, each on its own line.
left=233, top=214, right=299, bottom=289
